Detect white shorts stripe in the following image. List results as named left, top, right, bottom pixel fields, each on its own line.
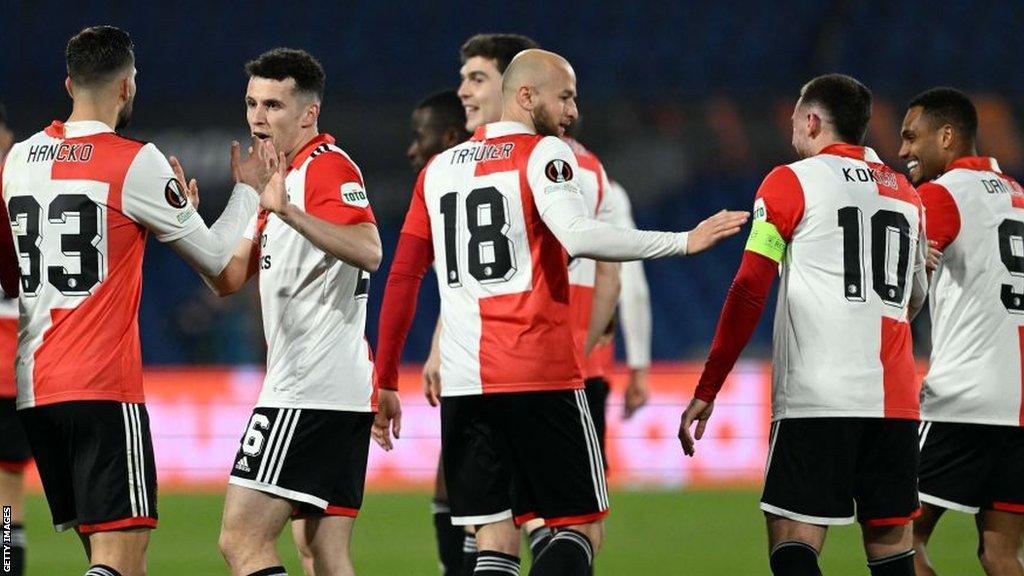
left=574, top=390, right=609, bottom=510
left=272, top=409, right=302, bottom=485
left=919, top=492, right=980, bottom=514
left=764, top=420, right=781, bottom=481
left=255, top=409, right=285, bottom=483
left=919, top=421, right=933, bottom=450
left=120, top=404, right=138, bottom=517
left=131, top=404, right=148, bottom=516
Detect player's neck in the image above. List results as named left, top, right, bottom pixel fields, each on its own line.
left=285, top=126, right=321, bottom=164
left=67, top=99, right=119, bottom=132
left=499, top=108, right=535, bottom=132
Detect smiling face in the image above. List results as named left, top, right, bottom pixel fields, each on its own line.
left=245, top=76, right=318, bottom=158
left=457, top=56, right=504, bottom=131
left=899, top=105, right=949, bottom=185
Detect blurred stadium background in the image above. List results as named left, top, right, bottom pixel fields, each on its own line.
left=3, top=1, right=1020, bottom=573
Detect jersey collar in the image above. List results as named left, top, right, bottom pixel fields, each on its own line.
left=471, top=121, right=534, bottom=141
left=819, top=143, right=882, bottom=164
left=946, top=156, right=1001, bottom=174
left=44, top=120, right=115, bottom=139
left=289, top=133, right=336, bottom=170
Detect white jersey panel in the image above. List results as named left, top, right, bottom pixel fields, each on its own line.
left=923, top=166, right=1024, bottom=426
left=772, top=153, right=923, bottom=420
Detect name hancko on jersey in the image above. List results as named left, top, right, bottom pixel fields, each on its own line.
left=450, top=143, right=515, bottom=165
left=26, top=143, right=94, bottom=163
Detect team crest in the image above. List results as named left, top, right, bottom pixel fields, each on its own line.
left=164, top=178, right=188, bottom=209
left=545, top=159, right=573, bottom=183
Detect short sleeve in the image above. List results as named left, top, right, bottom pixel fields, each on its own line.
left=304, top=152, right=376, bottom=226
left=745, top=166, right=805, bottom=263
left=918, top=182, right=960, bottom=251
left=400, top=164, right=432, bottom=241
left=527, top=136, right=586, bottom=217
left=121, top=143, right=204, bottom=242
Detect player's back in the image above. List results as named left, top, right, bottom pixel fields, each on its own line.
left=770, top=144, right=923, bottom=420
left=2, top=120, right=201, bottom=408
left=922, top=157, right=1024, bottom=426
left=407, top=121, right=582, bottom=396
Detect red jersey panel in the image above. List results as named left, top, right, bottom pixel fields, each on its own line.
left=2, top=121, right=204, bottom=408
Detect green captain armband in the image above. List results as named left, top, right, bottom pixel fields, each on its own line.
left=745, top=219, right=787, bottom=263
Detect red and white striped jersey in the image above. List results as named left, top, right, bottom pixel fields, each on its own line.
left=562, top=137, right=618, bottom=380
left=921, top=156, right=1024, bottom=427
left=247, top=134, right=377, bottom=412
left=758, top=144, right=924, bottom=421
left=2, top=120, right=205, bottom=408
left=0, top=296, right=15, bottom=398
left=401, top=121, right=585, bottom=396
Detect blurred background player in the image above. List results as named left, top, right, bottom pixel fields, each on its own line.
left=0, top=26, right=269, bottom=576
left=405, top=89, right=473, bottom=576
left=681, top=74, right=927, bottom=576
left=197, top=49, right=383, bottom=576
left=899, top=87, right=1024, bottom=576
left=0, top=102, right=30, bottom=576
left=375, top=48, right=747, bottom=576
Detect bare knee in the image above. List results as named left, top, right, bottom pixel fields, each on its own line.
left=979, top=546, right=1024, bottom=575
left=564, top=521, right=604, bottom=554
left=219, top=524, right=272, bottom=567
left=475, top=519, right=520, bottom=556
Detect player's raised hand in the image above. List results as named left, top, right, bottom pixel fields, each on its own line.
left=422, top=350, right=442, bottom=407
left=168, top=155, right=199, bottom=209
left=678, top=397, right=714, bottom=457
left=372, top=389, right=403, bottom=451
left=231, top=136, right=275, bottom=191
left=259, top=144, right=289, bottom=215
left=686, top=210, right=750, bottom=254
left=926, top=239, right=943, bottom=273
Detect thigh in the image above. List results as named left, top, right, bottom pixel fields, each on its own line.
left=441, top=396, right=512, bottom=527
left=918, top=421, right=989, bottom=514
left=221, top=483, right=293, bottom=541
left=0, top=398, right=31, bottom=471
left=497, top=389, right=609, bottom=528
left=977, top=509, right=1024, bottom=558
left=761, top=418, right=857, bottom=525
left=854, top=419, right=920, bottom=527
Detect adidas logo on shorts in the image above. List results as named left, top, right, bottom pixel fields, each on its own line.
left=235, top=456, right=251, bottom=473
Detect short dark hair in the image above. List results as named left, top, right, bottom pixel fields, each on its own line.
left=66, top=26, right=135, bottom=87
left=799, top=74, right=873, bottom=144
left=460, top=34, right=539, bottom=74
left=908, top=87, right=978, bottom=146
left=245, top=48, right=325, bottom=100
left=416, top=90, right=469, bottom=136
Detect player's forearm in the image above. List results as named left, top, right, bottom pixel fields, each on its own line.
left=543, top=200, right=687, bottom=260
left=200, top=240, right=258, bottom=297
left=278, top=205, right=382, bottom=272
left=169, top=183, right=259, bottom=277
left=585, top=261, right=621, bottom=354
left=619, top=259, right=652, bottom=369
left=695, top=251, right=777, bottom=402
left=375, top=233, right=434, bottom=391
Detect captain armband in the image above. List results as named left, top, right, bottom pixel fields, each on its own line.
left=744, top=219, right=787, bottom=263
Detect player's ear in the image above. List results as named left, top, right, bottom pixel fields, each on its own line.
left=64, top=77, right=74, bottom=99
left=939, top=123, right=955, bottom=151
left=303, top=101, right=320, bottom=129
left=516, top=85, right=534, bottom=111
left=442, top=127, right=460, bottom=148
left=807, top=111, right=822, bottom=139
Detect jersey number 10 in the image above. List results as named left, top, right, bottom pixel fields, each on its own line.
left=837, top=207, right=912, bottom=307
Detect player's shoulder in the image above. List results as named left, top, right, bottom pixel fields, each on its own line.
left=307, top=142, right=361, bottom=173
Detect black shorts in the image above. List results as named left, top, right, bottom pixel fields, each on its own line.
left=441, top=389, right=609, bottom=528
left=229, top=407, right=373, bottom=517
left=584, top=377, right=609, bottom=471
left=761, top=417, right=920, bottom=526
left=918, top=421, right=1024, bottom=514
left=19, top=401, right=158, bottom=533
left=0, top=397, right=31, bottom=471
